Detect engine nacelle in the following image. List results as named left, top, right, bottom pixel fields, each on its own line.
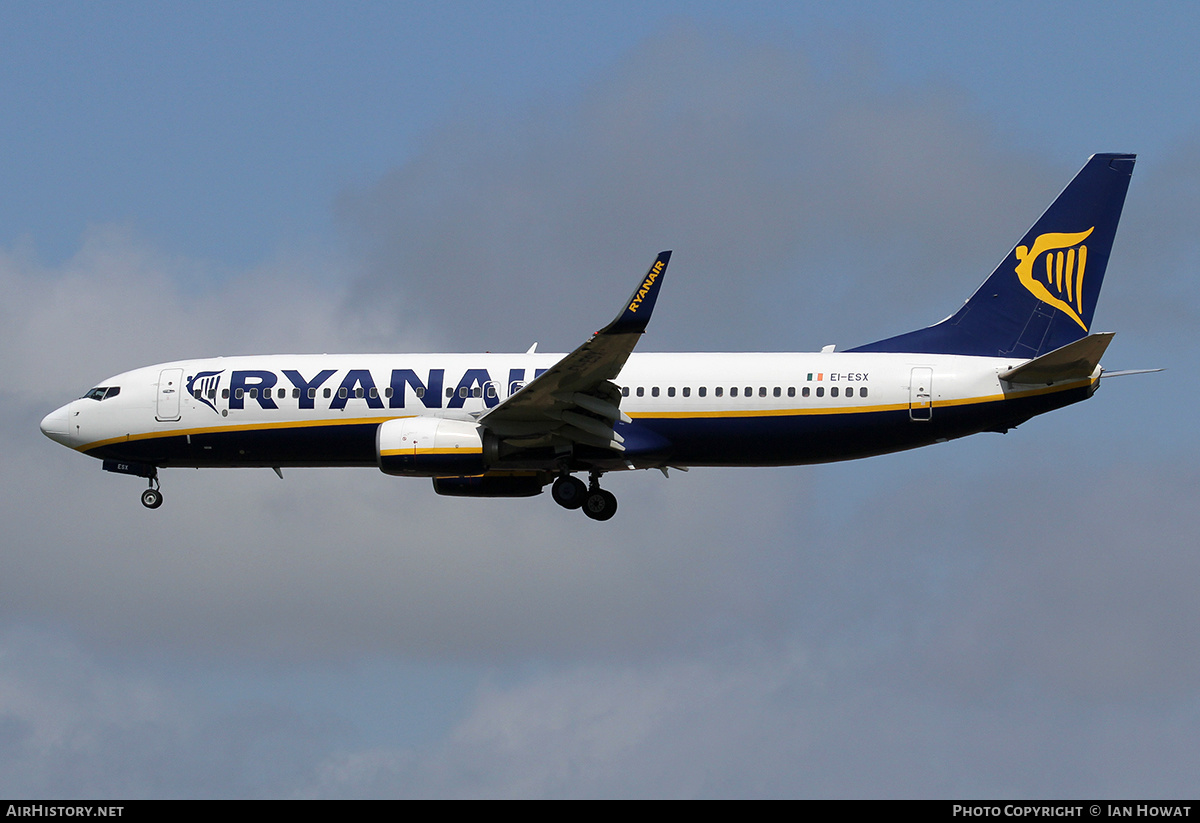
left=432, top=473, right=548, bottom=498
left=377, top=417, right=487, bottom=477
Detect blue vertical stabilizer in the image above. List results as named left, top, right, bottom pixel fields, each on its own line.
left=850, top=153, right=1135, bottom=358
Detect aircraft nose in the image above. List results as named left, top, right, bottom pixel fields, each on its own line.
left=39, top=403, right=73, bottom=447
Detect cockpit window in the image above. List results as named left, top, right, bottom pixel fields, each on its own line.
left=83, top=386, right=121, bottom=401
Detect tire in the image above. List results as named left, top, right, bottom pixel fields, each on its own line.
left=582, top=489, right=617, bottom=521
left=141, top=488, right=163, bottom=509
left=551, top=475, right=587, bottom=510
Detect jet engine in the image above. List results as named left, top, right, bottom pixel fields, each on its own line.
left=376, top=417, right=487, bottom=477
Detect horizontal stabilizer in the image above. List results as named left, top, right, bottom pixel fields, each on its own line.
left=999, top=332, right=1114, bottom=383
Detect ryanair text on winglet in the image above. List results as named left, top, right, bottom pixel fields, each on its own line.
left=627, top=260, right=665, bottom=313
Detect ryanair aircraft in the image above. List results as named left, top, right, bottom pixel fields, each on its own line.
left=41, top=154, right=1142, bottom=521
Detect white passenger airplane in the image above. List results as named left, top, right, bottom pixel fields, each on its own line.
left=41, top=154, right=1141, bottom=520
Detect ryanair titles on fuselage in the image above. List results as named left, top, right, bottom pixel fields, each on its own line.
left=185, top=366, right=548, bottom=415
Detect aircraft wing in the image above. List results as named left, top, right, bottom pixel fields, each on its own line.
left=477, top=251, right=671, bottom=452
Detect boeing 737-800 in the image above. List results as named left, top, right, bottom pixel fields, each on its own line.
left=41, top=154, right=1140, bottom=521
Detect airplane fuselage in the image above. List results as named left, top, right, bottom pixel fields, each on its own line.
left=43, top=351, right=1096, bottom=472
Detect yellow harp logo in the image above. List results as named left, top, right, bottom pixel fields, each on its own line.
left=1014, top=227, right=1094, bottom=331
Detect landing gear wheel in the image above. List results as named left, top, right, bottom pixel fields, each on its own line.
left=552, top=475, right=587, bottom=510
left=582, top=489, right=617, bottom=521
left=141, top=488, right=163, bottom=509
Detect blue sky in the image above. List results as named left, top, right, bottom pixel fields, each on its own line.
left=3, top=1, right=1198, bottom=797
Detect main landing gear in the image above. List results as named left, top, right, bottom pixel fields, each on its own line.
left=552, top=472, right=617, bottom=521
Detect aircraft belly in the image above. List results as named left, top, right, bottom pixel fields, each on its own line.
left=86, top=421, right=381, bottom=468
left=639, top=385, right=1092, bottom=466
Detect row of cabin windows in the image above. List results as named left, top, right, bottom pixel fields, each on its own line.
left=620, top=385, right=867, bottom=399
left=197, top=383, right=867, bottom=403
left=199, top=384, right=503, bottom=401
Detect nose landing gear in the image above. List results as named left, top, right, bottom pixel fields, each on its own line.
left=102, top=460, right=164, bottom=509
left=140, top=471, right=163, bottom=509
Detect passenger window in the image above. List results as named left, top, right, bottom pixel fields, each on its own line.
left=652, top=387, right=660, bottom=397
left=324, top=388, right=332, bottom=398
left=715, top=387, right=723, bottom=397
left=730, top=387, right=738, bottom=397
left=208, top=389, right=216, bottom=400
left=816, top=387, right=824, bottom=397
left=308, top=388, right=316, bottom=399
left=235, top=388, right=244, bottom=399
left=682, top=387, right=690, bottom=397
left=446, top=388, right=453, bottom=398
left=802, top=387, right=810, bottom=398
left=414, top=387, right=424, bottom=398
left=223, top=389, right=230, bottom=399
left=773, top=387, right=780, bottom=397
left=622, top=387, right=630, bottom=397
left=860, top=387, right=868, bottom=398
left=699, top=387, right=706, bottom=397
left=369, top=387, right=378, bottom=399
left=339, top=388, right=348, bottom=399
left=845, top=387, right=854, bottom=398
left=355, top=388, right=364, bottom=398
left=788, top=387, right=795, bottom=397
left=486, top=385, right=496, bottom=399
left=637, top=387, right=644, bottom=397
left=472, top=387, right=481, bottom=398
left=667, top=387, right=675, bottom=397
left=745, top=387, right=752, bottom=396
left=831, top=387, right=839, bottom=397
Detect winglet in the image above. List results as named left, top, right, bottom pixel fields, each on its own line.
left=600, top=251, right=672, bottom=335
